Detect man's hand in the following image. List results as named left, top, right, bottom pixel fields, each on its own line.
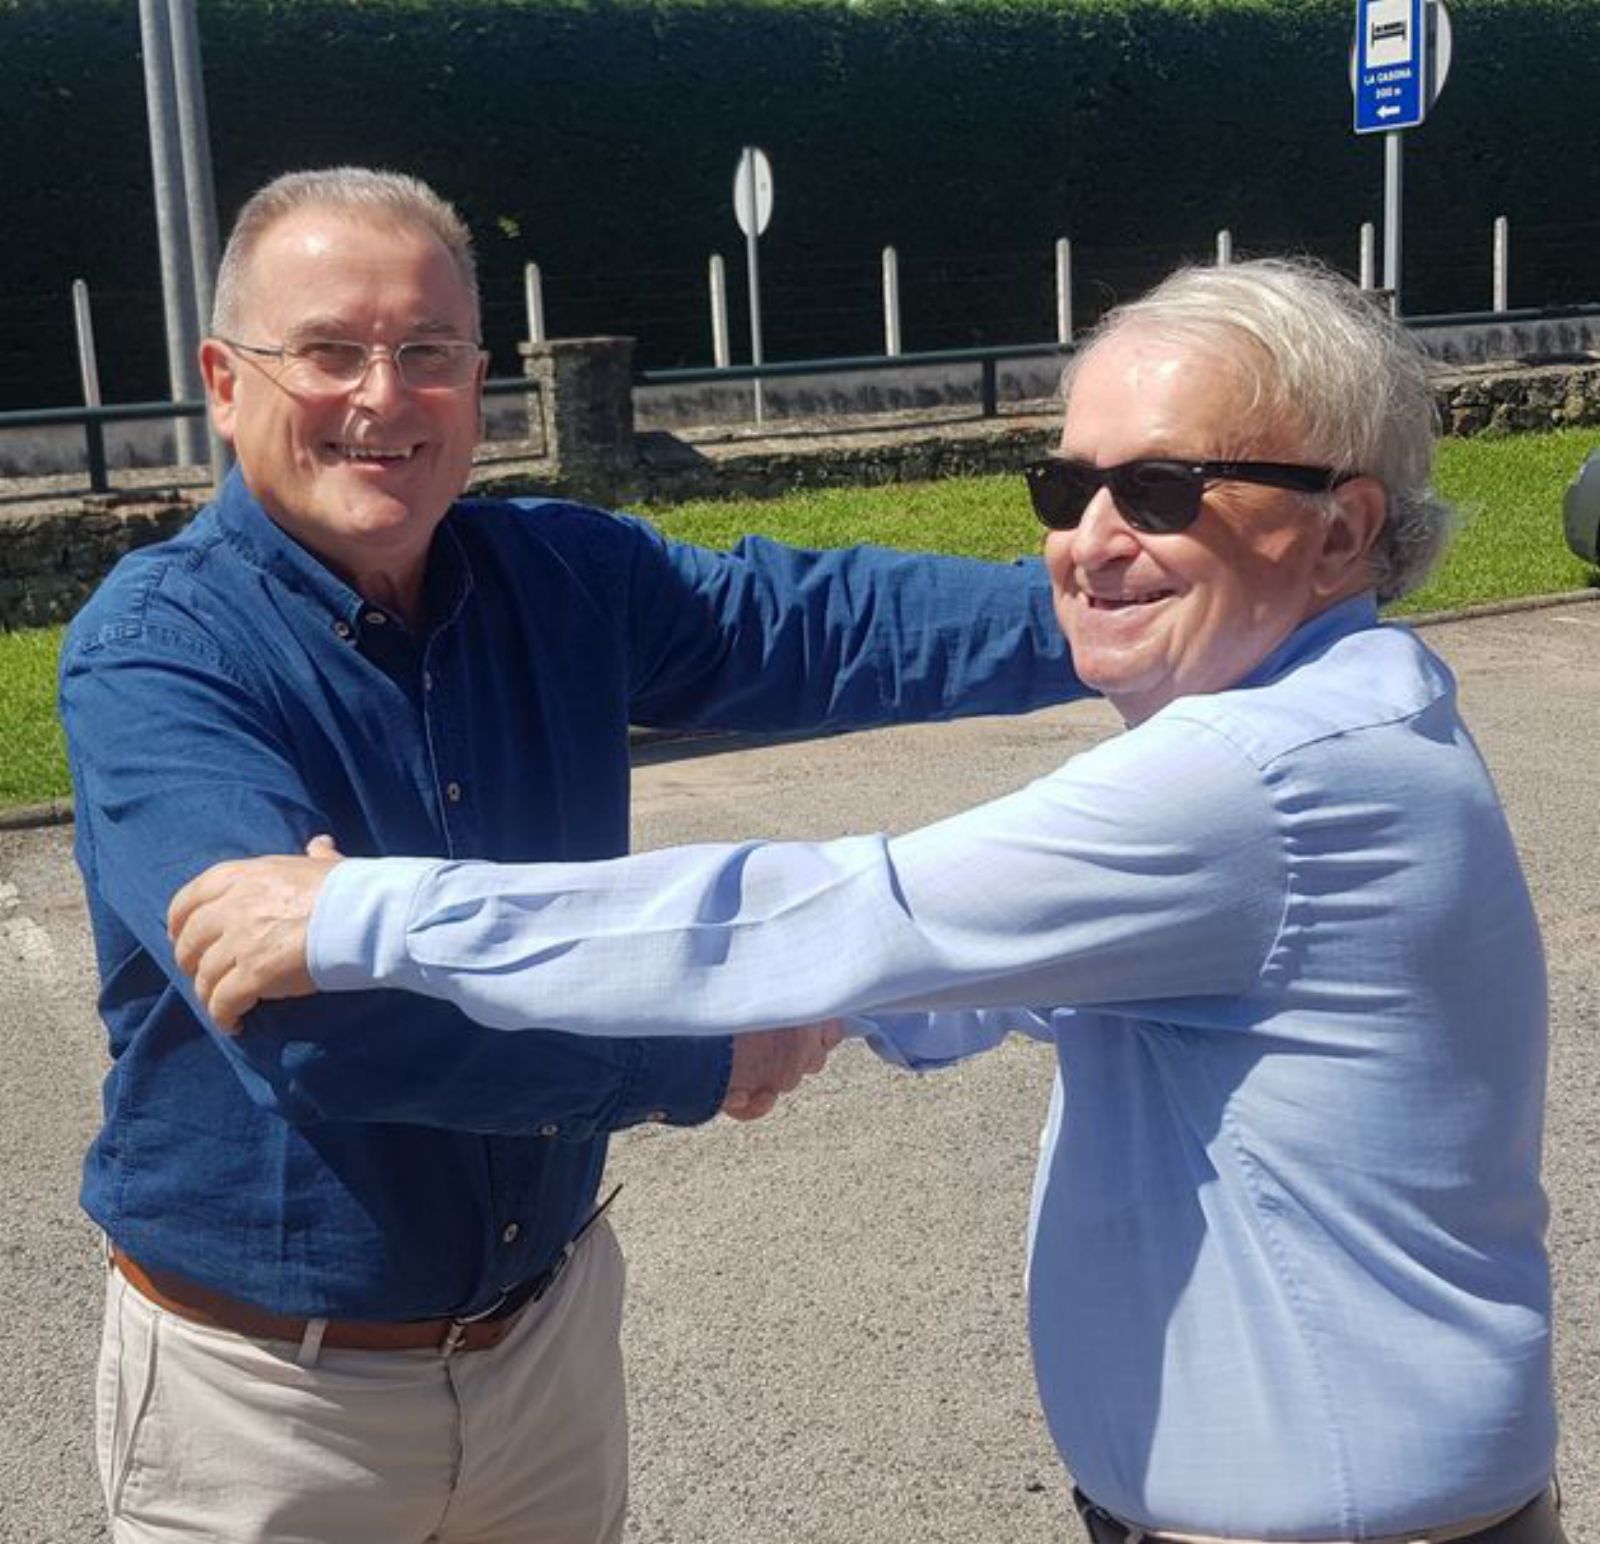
left=723, top=1020, right=844, bottom=1121
left=167, top=836, right=344, bottom=1033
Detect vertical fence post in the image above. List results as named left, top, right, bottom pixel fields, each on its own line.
left=1055, top=238, right=1073, bottom=343
left=1215, top=229, right=1234, bottom=267
left=524, top=263, right=546, bottom=344
left=980, top=358, right=998, bottom=419
left=72, top=280, right=109, bottom=495
left=1492, top=217, right=1510, bottom=314
left=882, top=246, right=902, bottom=357
left=1359, top=223, right=1377, bottom=291
left=708, top=255, right=731, bottom=369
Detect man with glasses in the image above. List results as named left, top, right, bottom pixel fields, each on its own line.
left=174, top=258, right=1563, bottom=1542
left=60, top=165, right=1085, bottom=1543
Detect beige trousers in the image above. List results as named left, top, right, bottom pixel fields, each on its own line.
left=96, top=1222, right=629, bottom=1544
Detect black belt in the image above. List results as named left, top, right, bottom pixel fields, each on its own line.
left=1073, top=1487, right=1564, bottom=1544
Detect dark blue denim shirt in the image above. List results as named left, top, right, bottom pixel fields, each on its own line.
left=61, top=470, right=1076, bottom=1319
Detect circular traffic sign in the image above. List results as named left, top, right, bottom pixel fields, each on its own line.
left=733, top=147, right=773, bottom=237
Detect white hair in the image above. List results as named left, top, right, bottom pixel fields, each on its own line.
left=1063, top=258, right=1453, bottom=601
left=211, top=166, right=480, bottom=336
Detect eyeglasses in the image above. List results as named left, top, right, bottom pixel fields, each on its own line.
left=217, top=336, right=485, bottom=393
left=1023, top=456, right=1353, bottom=535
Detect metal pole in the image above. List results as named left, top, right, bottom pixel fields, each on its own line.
left=1055, top=238, right=1073, bottom=343
left=708, top=255, right=730, bottom=369
left=980, top=359, right=998, bottom=418
left=1359, top=222, right=1377, bottom=291
left=1382, top=131, right=1403, bottom=315
left=165, top=0, right=228, bottom=486
left=138, top=0, right=205, bottom=466
left=524, top=263, right=546, bottom=343
left=1216, top=229, right=1233, bottom=267
left=167, top=0, right=219, bottom=330
left=882, top=246, right=901, bottom=357
left=742, top=151, right=765, bottom=424
left=1493, top=217, right=1510, bottom=314
left=72, top=281, right=109, bottom=494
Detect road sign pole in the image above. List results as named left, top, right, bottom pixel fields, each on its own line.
left=138, top=0, right=206, bottom=468
left=742, top=152, right=766, bottom=425
left=1383, top=130, right=1402, bottom=313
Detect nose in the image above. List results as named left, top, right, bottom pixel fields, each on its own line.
left=1067, top=485, right=1142, bottom=567
left=348, top=347, right=407, bottom=407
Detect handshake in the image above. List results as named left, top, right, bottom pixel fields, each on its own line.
left=166, top=840, right=843, bottom=1125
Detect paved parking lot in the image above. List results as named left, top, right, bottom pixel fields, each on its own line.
left=2, top=598, right=1597, bottom=1543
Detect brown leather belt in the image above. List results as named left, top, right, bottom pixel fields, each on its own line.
left=108, top=1184, right=621, bottom=1356
left=1072, top=1487, right=1564, bottom=1544
left=111, top=1246, right=560, bottom=1353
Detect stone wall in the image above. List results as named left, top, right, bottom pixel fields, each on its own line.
left=1438, top=359, right=1600, bottom=437
left=4, top=357, right=1599, bottom=630
left=0, top=497, right=194, bottom=630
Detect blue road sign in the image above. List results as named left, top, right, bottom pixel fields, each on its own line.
left=1354, top=0, right=1426, bottom=134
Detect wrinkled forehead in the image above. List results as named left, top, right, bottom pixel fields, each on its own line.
left=237, top=207, right=477, bottom=333
left=1064, top=321, right=1305, bottom=455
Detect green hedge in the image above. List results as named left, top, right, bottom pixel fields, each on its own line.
left=3, top=0, right=1598, bottom=408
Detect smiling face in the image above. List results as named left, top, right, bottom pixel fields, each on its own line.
left=200, top=207, right=485, bottom=598
left=1046, top=329, right=1378, bottom=726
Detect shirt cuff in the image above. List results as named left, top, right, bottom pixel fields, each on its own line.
left=309, top=857, right=444, bottom=992
left=611, top=1035, right=734, bottom=1129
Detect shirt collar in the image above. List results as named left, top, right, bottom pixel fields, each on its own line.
left=1238, top=590, right=1382, bottom=693
left=212, top=467, right=472, bottom=635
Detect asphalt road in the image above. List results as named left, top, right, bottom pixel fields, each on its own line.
left=2, top=598, right=1597, bottom=1543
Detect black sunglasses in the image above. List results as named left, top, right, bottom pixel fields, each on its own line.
left=1024, top=457, right=1354, bottom=536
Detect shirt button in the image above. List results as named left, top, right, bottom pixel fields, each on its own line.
left=646, top=1109, right=669, bottom=1124
left=363, top=610, right=387, bottom=627
left=422, top=671, right=434, bottom=692
left=445, top=781, right=463, bottom=803
left=332, top=619, right=353, bottom=640
left=538, top=1122, right=560, bottom=1138
left=501, top=1222, right=521, bottom=1245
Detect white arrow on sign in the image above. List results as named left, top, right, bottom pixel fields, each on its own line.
left=1378, top=105, right=1401, bottom=117
left=733, top=147, right=774, bottom=238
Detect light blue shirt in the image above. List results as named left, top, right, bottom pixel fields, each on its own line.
left=312, top=595, right=1555, bottom=1537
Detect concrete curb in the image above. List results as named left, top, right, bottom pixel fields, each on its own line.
left=0, top=798, right=74, bottom=833
left=6, top=586, right=1597, bottom=834
left=1404, top=586, right=1600, bottom=629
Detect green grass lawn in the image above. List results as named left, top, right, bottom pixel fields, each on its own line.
left=0, top=624, right=70, bottom=807
left=639, top=428, right=1600, bottom=617
left=3, top=426, right=1596, bottom=808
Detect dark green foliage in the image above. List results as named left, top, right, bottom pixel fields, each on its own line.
left=3, top=0, right=1597, bottom=408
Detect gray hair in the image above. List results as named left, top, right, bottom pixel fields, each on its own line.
left=1063, top=257, right=1453, bottom=601
left=210, top=166, right=480, bottom=336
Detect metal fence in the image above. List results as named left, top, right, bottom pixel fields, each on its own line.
left=7, top=302, right=1600, bottom=498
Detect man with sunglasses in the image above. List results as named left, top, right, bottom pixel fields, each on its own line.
left=171, top=256, right=1564, bottom=1543
left=59, top=166, right=1087, bottom=1543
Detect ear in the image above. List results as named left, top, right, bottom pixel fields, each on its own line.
left=1311, top=476, right=1387, bottom=598
left=199, top=338, right=240, bottom=445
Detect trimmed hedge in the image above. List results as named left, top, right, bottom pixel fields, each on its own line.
left=2, top=0, right=1598, bottom=408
